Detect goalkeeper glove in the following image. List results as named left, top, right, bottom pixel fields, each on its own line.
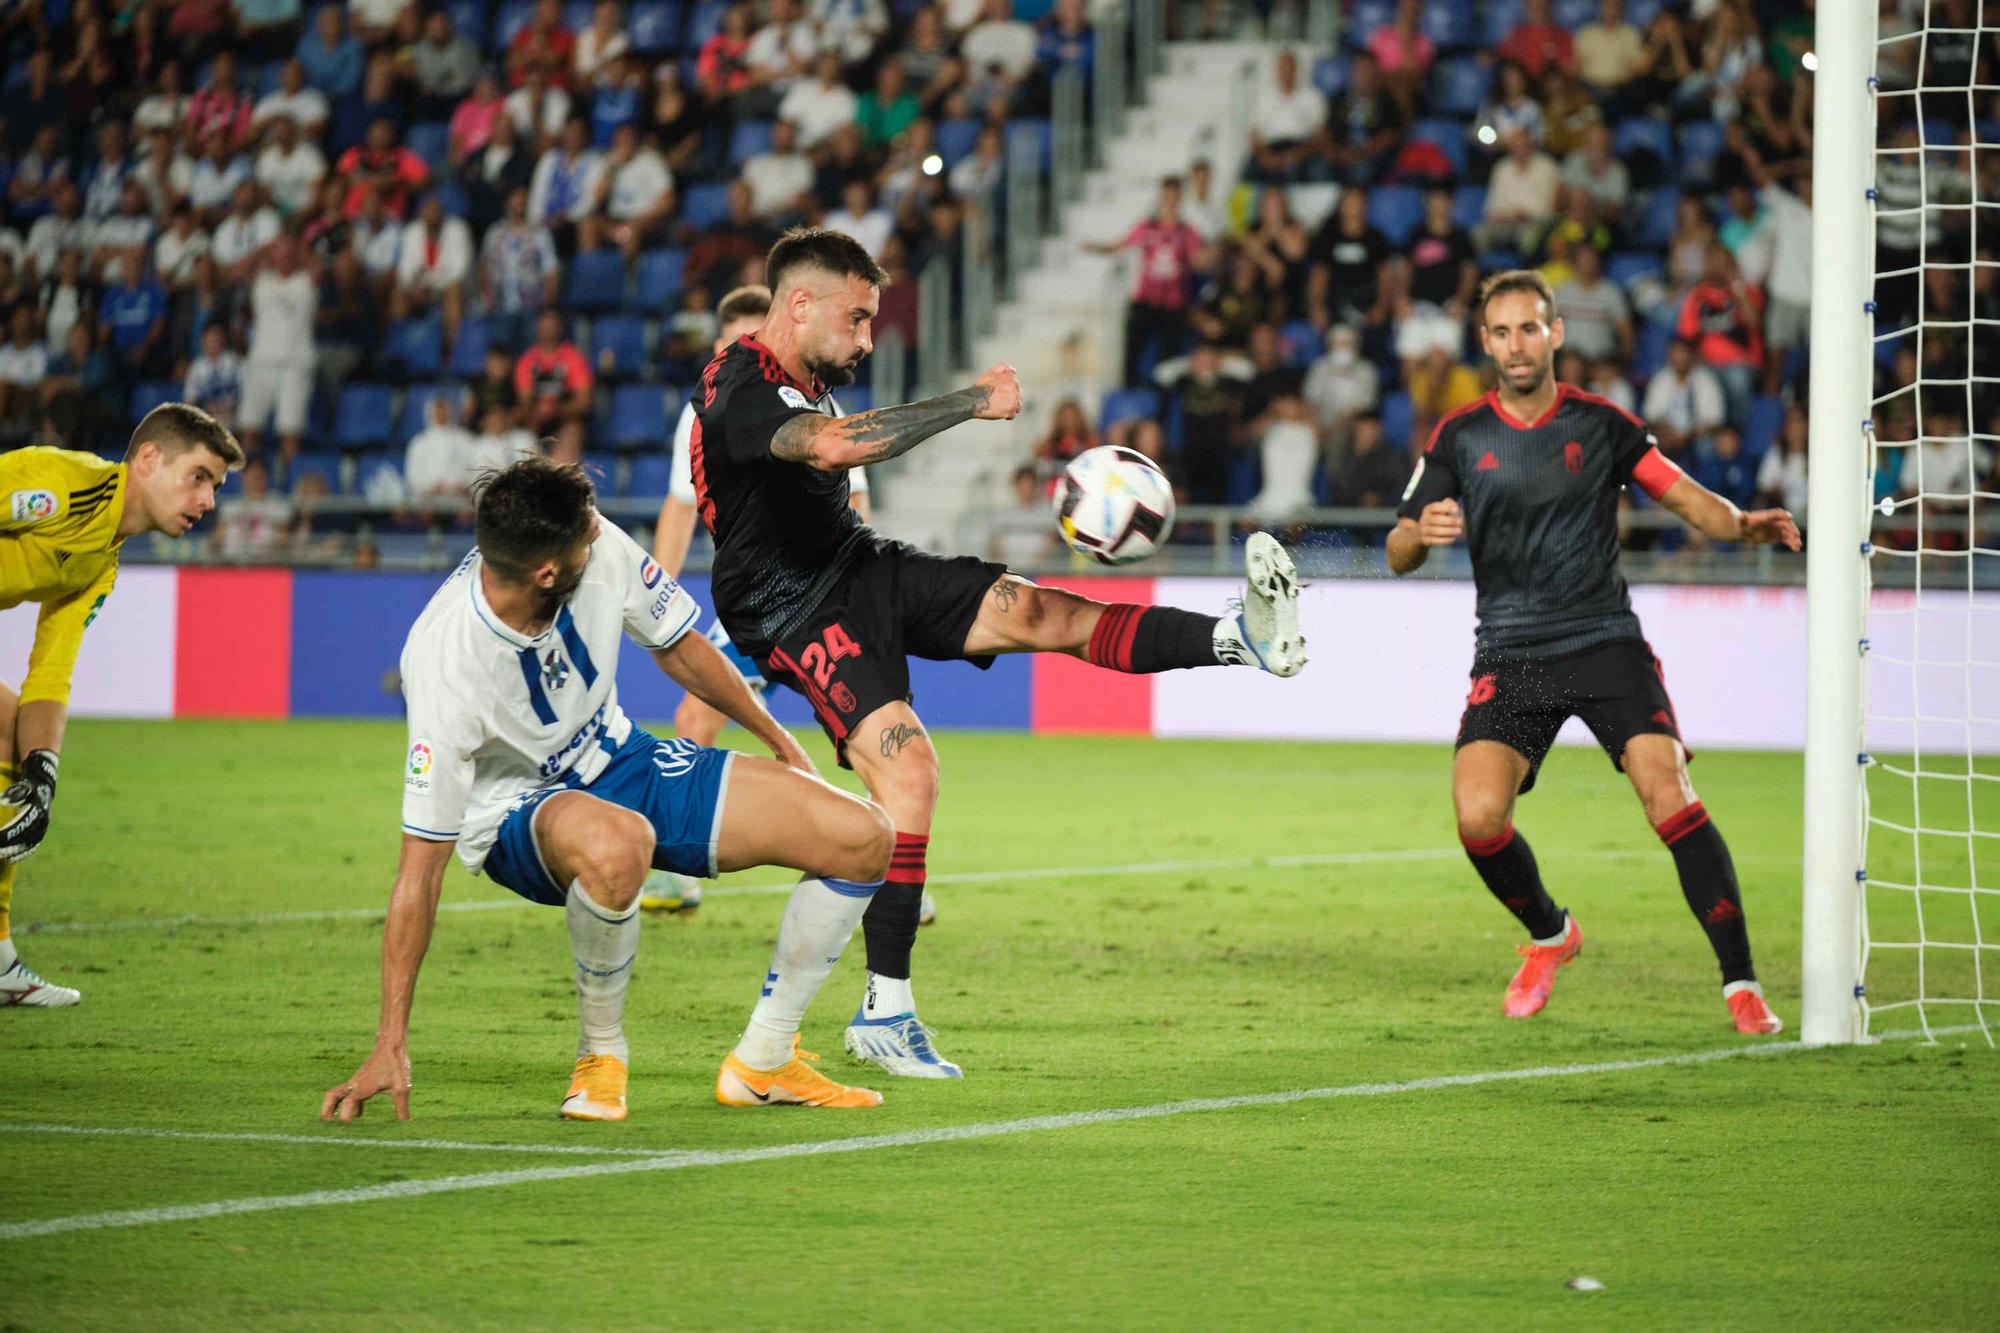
left=0, top=749, right=59, bottom=863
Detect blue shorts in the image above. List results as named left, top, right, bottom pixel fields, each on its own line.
left=706, top=618, right=766, bottom=689
left=483, top=730, right=736, bottom=906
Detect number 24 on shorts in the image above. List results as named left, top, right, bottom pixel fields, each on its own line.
left=797, top=623, right=864, bottom=690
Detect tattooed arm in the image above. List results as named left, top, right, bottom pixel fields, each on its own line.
left=771, top=364, right=1023, bottom=471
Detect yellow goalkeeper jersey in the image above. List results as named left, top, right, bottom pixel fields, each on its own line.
left=0, top=447, right=127, bottom=707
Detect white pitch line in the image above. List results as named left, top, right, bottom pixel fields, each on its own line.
left=24, top=844, right=1792, bottom=936
left=0, top=1038, right=1817, bottom=1243
left=0, top=1124, right=668, bottom=1158
left=22, top=849, right=1464, bottom=935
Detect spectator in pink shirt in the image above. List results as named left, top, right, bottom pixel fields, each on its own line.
left=1496, top=0, right=1576, bottom=82
left=450, top=74, right=509, bottom=166
left=1366, top=0, right=1436, bottom=117
left=1089, top=176, right=1208, bottom=386
left=186, top=51, right=256, bottom=154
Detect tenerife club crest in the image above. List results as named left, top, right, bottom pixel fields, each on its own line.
left=541, top=649, right=570, bottom=692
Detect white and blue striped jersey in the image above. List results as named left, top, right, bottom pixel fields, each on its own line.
left=399, top=515, right=700, bottom=874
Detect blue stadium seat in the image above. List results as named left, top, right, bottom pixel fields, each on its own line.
left=627, top=453, right=674, bottom=498
left=633, top=247, right=687, bottom=310
left=1410, top=118, right=1467, bottom=178
left=399, top=383, right=462, bottom=440
left=446, top=0, right=487, bottom=48
left=1633, top=319, right=1673, bottom=382
left=729, top=119, right=774, bottom=166
left=1606, top=250, right=1664, bottom=287
left=1380, top=391, right=1415, bottom=449
left=1226, top=454, right=1262, bottom=506
left=334, top=384, right=395, bottom=449
left=1099, top=387, right=1159, bottom=429
left=449, top=316, right=492, bottom=378
left=128, top=380, right=179, bottom=425
left=1366, top=185, right=1424, bottom=244
left=684, top=0, right=729, bottom=48
left=1744, top=395, right=1784, bottom=461
left=1432, top=56, right=1489, bottom=117
left=494, top=0, right=537, bottom=50
left=1481, top=0, right=1526, bottom=47
left=1452, top=183, right=1487, bottom=231
left=383, top=317, right=444, bottom=378
left=679, top=182, right=732, bottom=231
left=288, top=450, right=341, bottom=494
left=1009, top=118, right=1053, bottom=171
left=563, top=1, right=593, bottom=34
left=1281, top=320, right=1321, bottom=367
left=1677, top=120, right=1725, bottom=184
left=1422, top=0, right=1476, bottom=49
left=1478, top=248, right=1523, bottom=273
left=1552, top=0, right=1596, bottom=27
left=256, top=60, right=286, bottom=96
left=1312, top=55, right=1349, bottom=99
left=608, top=384, right=671, bottom=448
left=564, top=250, right=629, bottom=312
left=1625, top=0, right=1664, bottom=25
left=936, top=118, right=981, bottom=167
left=432, top=177, right=470, bottom=220
left=406, top=121, right=451, bottom=174
left=629, top=1, right=681, bottom=54
left=1344, top=0, right=1396, bottom=45
left=1637, top=187, right=1680, bottom=248
left=582, top=452, right=622, bottom=492
left=1614, top=117, right=1675, bottom=170
left=590, top=314, right=649, bottom=379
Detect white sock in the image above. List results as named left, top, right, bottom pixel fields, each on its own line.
left=1532, top=914, right=1571, bottom=948
left=734, top=875, right=879, bottom=1070
left=862, top=971, right=915, bottom=1019
left=566, top=878, right=640, bottom=1063
left=0, top=937, right=16, bottom=972
left=1212, top=614, right=1253, bottom=666
left=1722, top=979, right=1764, bottom=999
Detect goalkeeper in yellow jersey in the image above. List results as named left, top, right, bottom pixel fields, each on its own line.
left=0, top=403, right=243, bottom=1007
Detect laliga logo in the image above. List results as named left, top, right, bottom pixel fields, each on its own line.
left=408, top=741, right=433, bottom=776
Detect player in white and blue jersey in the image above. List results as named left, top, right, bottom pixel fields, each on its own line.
left=321, top=457, right=898, bottom=1123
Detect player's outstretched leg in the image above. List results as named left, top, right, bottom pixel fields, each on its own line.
left=534, top=791, right=656, bottom=1121
left=1625, top=736, right=1782, bottom=1035
left=712, top=756, right=895, bottom=1107
left=840, top=704, right=961, bottom=1079
left=960, top=533, right=1305, bottom=677
left=1454, top=742, right=1581, bottom=1019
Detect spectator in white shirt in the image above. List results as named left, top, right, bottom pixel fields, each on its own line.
left=948, top=122, right=1005, bottom=201
left=1476, top=128, right=1562, bottom=252
left=812, top=0, right=890, bottom=66
left=183, top=322, right=245, bottom=427
left=240, top=234, right=318, bottom=461
left=744, top=0, right=817, bottom=92
left=1250, top=49, right=1328, bottom=181
left=742, top=118, right=816, bottom=219
left=353, top=189, right=406, bottom=288
left=778, top=52, right=861, bottom=148
left=1756, top=402, right=1808, bottom=521
left=1552, top=244, right=1633, bottom=363
left=1640, top=338, right=1726, bottom=459
left=23, top=182, right=90, bottom=284
left=1585, top=357, right=1637, bottom=415
left=254, top=115, right=329, bottom=219
left=527, top=119, right=606, bottom=235
left=404, top=391, right=477, bottom=508
left=1560, top=125, right=1630, bottom=225
left=89, top=182, right=157, bottom=284
left=469, top=405, right=540, bottom=476
left=133, top=60, right=192, bottom=138
left=132, top=127, right=196, bottom=216
left=581, top=125, right=676, bottom=257
left=1899, top=408, right=1982, bottom=503
left=392, top=194, right=473, bottom=345
left=0, top=308, right=47, bottom=443
left=506, top=66, right=574, bottom=150
left=1301, top=324, right=1380, bottom=459
left=215, top=457, right=297, bottom=560
left=253, top=59, right=331, bottom=137
left=153, top=205, right=212, bottom=289
left=1760, top=174, right=1812, bottom=391
left=1248, top=393, right=1320, bottom=524
left=574, top=0, right=631, bottom=90
left=189, top=130, right=252, bottom=225
left=960, top=0, right=1037, bottom=84
left=822, top=178, right=893, bottom=258
left=211, top=182, right=283, bottom=284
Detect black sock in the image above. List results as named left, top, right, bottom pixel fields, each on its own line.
left=862, top=832, right=927, bottom=979
left=1657, top=803, right=1755, bottom=985
left=1463, top=825, right=1567, bottom=939
left=1087, top=605, right=1221, bottom=672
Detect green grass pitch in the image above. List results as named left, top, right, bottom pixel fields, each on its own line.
left=3, top=720, right=1996, bottom=1330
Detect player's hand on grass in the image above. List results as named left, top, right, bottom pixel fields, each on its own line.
left=971, top=364, right=1021, bottom=421
left=322, top=1046, right=413, bottom=1122
left=1416, top=499, right=1464, bottom=547
left=0, top=749, right=58, bottom=864
left=1741, top=508, right=1802, bottom=551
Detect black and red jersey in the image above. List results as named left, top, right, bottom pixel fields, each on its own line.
left=1399, top=384, right=1683, bottom=658
left=690, top=334, right=871, bottom=653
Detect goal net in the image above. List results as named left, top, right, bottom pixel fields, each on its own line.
left=1809, top=0, right=2000, bottom=1045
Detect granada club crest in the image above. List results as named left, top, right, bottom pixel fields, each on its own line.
left=831, top=682, right=858, bottom=714
left=1564, top=440, right=1584, bottom=475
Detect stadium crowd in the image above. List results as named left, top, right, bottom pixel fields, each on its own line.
left=0, top=0, right=1094, bottom=556
left=0, top=0, right=1993, bottom=563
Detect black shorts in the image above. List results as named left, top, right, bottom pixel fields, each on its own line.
left=1456, top=638, right=1686, bottom=793
left=756, top=541, right=1007, bottom=767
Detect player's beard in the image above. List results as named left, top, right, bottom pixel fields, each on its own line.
left=1501, top=352, right=1552, bottom=397
left=804, top=338, right=864, bottom=388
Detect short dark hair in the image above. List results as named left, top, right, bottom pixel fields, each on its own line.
left=765, top=227, right=889, bottom=298
left=716, top=283, right=773, bottom=325
left=128, top=402, right=245, bottom=468
left=1476, top=269, right=1559, bottom=325
left=474, top=455, right=598, bottom=582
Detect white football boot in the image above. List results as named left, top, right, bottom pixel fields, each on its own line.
left=1229, top=532, right=1306, bottom=677
left=637, top=869, right=702, bottom=915
left=1, top=954, right=80, bottom=1007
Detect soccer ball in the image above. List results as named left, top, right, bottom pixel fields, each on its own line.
left=1053, top=445, right=1175, bottom=565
